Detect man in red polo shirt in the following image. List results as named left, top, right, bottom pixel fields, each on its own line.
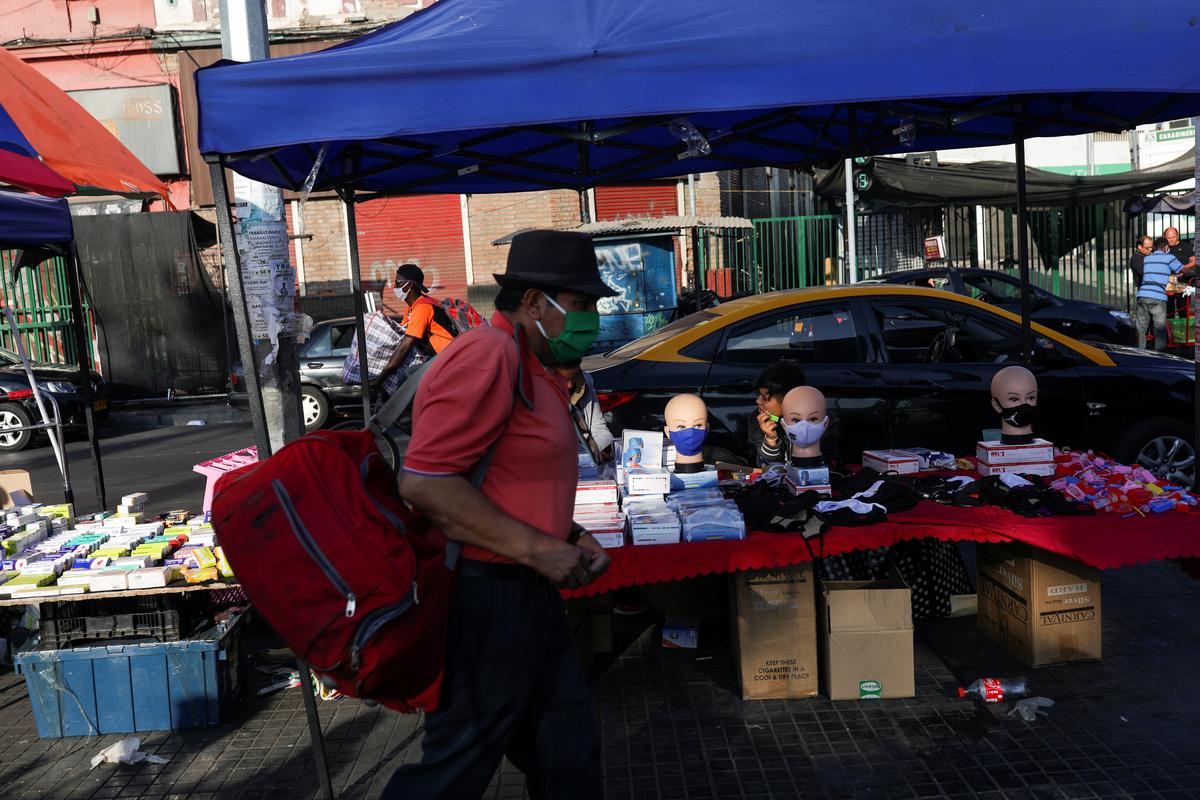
left=384, top=230, right=615, bottom=800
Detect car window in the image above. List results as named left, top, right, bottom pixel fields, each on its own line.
left=607, top=310, right=719, bottom=358
left=303, top=325, right=334, bottom=358
left=961, top=273, right=1026, bottom=302
left=722, top=306, right=861, bottom=364
left=330, top=324, right=356, bottom=356
left=876, top=301, right=1022, bottom=364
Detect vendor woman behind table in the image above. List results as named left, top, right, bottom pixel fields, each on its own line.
left=749, top=360, right=808, bottom=467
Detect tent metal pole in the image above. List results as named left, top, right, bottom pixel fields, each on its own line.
left=843, top=158, right=858, bottom=284
left=343, top=190, right=373, bottom=422
left=208, top=157, right=272, bottom=458
left=1015, top=129, right=1033, bottom=364
left=1193, top=116, right=1198, bottom=487
left=65, top=244, right=106, bottom=510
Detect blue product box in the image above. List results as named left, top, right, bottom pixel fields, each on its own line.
left=669, top=468, right=719, bottom=492
left=14, top=611, right=245, bottom=739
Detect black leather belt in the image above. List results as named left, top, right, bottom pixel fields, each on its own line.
left=457, top=558, right=546, bottom=584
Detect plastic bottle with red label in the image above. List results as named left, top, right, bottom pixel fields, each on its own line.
left=957, top=677, right=1028, bottom=702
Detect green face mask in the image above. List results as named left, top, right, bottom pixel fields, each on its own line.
left=536, top=293, right=600, bottom=365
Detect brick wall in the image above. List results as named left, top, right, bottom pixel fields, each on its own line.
left=465, top=189, right=583, bottom=284
left=293, top=197, right=350, bottom=295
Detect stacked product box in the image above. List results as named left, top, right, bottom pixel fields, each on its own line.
left=666, top=489, right=746, bottom=542
left=574, top=479, right=625, bottom=548
left=976, top=439, right=1056, bottom=476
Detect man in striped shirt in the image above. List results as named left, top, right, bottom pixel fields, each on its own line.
left=1135, top=237, right=1184, bottom=351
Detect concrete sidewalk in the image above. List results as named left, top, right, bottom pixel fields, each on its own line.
left=0, top=559, right=1198, bottom=799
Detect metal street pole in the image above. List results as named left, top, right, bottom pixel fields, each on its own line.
left=844, top=158, right=858, bottom=284
left=65, top=244, right=106, bottom=510
left=1015, top=131, right=1033, bottom=364
left=216, top=0, right=302, bottom=455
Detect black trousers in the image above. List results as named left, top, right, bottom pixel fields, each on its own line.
left=382, top=569, right=602, bottom=800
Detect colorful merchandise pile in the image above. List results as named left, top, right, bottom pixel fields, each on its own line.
left=1053, top=451, right=1198, bottom=516
left=0, top=493, right=232, bottom=600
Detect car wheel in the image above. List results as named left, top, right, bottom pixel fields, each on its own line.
left=0, top=403, right=34, bottom=452
left=301, top=387, right=330, bottom=432
left=1117, top=418, right=1196, bottom=489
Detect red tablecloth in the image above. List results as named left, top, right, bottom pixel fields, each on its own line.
left=566, top=500, right=1200, bottom=599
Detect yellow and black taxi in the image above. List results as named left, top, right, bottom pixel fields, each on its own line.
left=585, top=285, right=1195, bottom=487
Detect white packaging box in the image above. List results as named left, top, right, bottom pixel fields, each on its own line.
left=977, top=439, right=1055, bottom=465
left=127, top=566, right=176, bottom=589
left=122, top=493, right=149, bottom=507
left=976, top=460, right=1056, bottom=477
left=574, top=480, right=619, bottom=507
left=591, top=530, right=626, bottom=549
left=862, top=450, right=921, bottom=475
left=57, top=570, right=96, bottom=586
left=109, top=555, right=155, bottom=569
left=625, top=468, right=672, bottom=496
left=630, top=514, right=681, bottom=546
left=89, top=570, right=130, bottom=592
left=621, top=430, right=665, bottom=470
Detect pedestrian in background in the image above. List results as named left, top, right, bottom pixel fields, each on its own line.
left=1136, top=236, right=1185, bottom=351
left=371, top=264, right=455, bottom=390
left=1128, top=234, right=1152, bottom=287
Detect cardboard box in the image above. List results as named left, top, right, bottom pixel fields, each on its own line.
left=0, top=470, right=33, bottom=509
left=975, top=460, right=1056, bottom=477
left=976, top=543, right=1102, bottom=667
left=732, top=565, right=819, bottom=700
left=862, top=450, right=921, bottom=475
left=819, top=571, right=915, bottom=700
left=976, top=439, right=1055, bottom=465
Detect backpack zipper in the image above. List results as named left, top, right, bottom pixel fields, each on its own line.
left=349, top=582, right=419, bottom=670
left=273, top=480, right=358, bottom=618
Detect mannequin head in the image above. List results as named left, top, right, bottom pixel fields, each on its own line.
left=664, top=393, right=709, bottom=465
left=781, top=386, right=828, bottom=459
left=990, top=365, right=1038, bottom=438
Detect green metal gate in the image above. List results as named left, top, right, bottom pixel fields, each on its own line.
left=0, top=250, right=96, bottom=368
left=696, top=215, right=843, bottom=296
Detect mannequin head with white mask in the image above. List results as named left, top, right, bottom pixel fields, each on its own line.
left=780, top=385, right=828, bottom=462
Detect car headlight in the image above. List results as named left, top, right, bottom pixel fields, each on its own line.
left=42, top=381, right=77, bottom=394
left=1108, top=310, right=1133, bottom=324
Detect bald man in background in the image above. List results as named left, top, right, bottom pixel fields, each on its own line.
left=1164, top=227, right=1196, bottom=272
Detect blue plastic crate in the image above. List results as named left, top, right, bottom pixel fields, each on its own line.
left=14, top=611, right=245, bottom=739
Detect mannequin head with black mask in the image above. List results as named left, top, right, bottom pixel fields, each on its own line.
left=990, top=365, right=1038, bottom=444
left=663, top=393, right=709, bottom=473
left=781, top=385, right=828, bottom=465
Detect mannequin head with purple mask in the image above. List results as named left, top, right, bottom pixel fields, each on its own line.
left=990, top=365, right=1038, bottom=445
left=664, top=393, right=709, bottom=473
left=781, top=386, right=828, bottom=463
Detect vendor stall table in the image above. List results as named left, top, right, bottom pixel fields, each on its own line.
left=567, top=499, right=1200, bottom=599
left=0, top=580, right=240, bottom=609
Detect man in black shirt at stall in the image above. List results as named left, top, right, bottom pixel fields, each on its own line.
left=1128, top=235, right=1153, bottom=286
left=1163, top=227, right=1196, bottom=319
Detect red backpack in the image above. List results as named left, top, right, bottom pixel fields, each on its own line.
left=211, top=347, right=520, bottom=713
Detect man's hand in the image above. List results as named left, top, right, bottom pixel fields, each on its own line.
left=528, top=536, right=593, bottom=588
left=576, top=532, right=612, bottom=580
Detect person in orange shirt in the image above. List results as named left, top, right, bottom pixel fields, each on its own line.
left=372, top=263, right=455, bottom=390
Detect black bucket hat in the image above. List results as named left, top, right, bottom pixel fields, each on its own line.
left=494, top=230, right=616, bottom=298
left=395, top=263, right=429, bottom=294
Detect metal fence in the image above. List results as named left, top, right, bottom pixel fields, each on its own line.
left=0, top=250, right=96, bottom=367
left=696, top=215, right=842, bottom=296
left=855, top=198, right=1196, bottom=313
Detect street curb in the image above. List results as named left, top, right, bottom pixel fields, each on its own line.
left=109, top=400, right=250, bottom=430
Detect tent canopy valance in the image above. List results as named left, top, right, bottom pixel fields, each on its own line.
left=196, top=0, right=1200, bottom=196
left=0, top=189, right=72, bottom=249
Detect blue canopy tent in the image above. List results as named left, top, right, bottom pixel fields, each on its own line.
left=0, top=188, right=72, bottom=248
left=0, top=188, right=107, bottom=507
left=196, top=0, right=1199, bottom=474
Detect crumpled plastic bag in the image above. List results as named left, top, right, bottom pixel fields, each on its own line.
left=1008, top=696, right=1055, bottom=722
left=90, top=736, right=169, bottom=769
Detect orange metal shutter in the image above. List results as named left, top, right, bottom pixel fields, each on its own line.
left=594, top=184, right=679, bottom=221
left=354, top=195, right=467, bottom=314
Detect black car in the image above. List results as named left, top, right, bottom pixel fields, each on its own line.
left=0, top=346, right=109, bottom=453
left=861, top=267, right=1137, bottom=345
left=584, top=285, right=1195, bottom=487
left=230, top=317, right=373, bottom=432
